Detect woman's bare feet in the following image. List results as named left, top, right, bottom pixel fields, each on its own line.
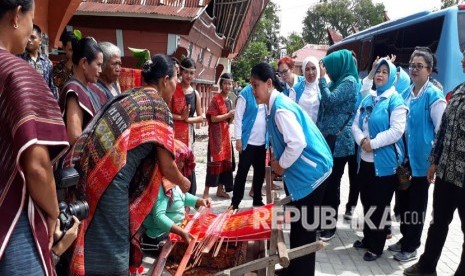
left=216, top=188, right=230, bottom=199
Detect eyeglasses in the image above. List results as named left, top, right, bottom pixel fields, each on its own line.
left=277, top=69, right=289, bottom=76
left=409, top=63, right=429, bottom=71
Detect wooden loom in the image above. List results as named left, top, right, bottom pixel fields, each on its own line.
left=150, top=166, right=324, bottom=276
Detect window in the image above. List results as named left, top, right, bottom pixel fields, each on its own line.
left=372, top=16, right=445, bottom=69
left=458, top=12, right=465, bottom=52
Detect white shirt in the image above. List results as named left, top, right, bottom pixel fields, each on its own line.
left=233, top=96, right=267, bottom=146
left=404, top=82, right=446, bottom=134
left=352, top=87, right=408, bottom=162
left=268, top=90, right=307, bottom=169
left=289, top=81, right=320, bottom=123
left=360, top=76, right=375, bottom=99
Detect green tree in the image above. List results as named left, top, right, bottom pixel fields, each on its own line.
left=232, top=41, right=270, bottom=83
left=251, top=2, right=282, bottom=60
left=303, top=0, right=385, bottom=44
left=232, top=2, right=282, bottom=83
left=284, top=32, right=305, bottom=57
left=441, top=0, right=459, bottom=8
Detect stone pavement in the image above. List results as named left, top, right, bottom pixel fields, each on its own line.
left=143, top=125, right=463, bottom=275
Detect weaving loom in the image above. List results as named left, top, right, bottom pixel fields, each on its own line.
left=151, top=204, right=273, bottom=275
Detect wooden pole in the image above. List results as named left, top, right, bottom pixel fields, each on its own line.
left=215, top=241, right=324, bottom=276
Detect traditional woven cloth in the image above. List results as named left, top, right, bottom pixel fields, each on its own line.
left=119, top=67, right=142, bottom=92
left=0, top=50, right=69, bottom=276
left=63, top=87, right=175, bottom=275
left=171, top=84, right=190, bottom=146
left=206, top=93, right=233, bottom=175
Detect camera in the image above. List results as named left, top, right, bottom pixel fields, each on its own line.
left=58, top=201, right=89, bottom=231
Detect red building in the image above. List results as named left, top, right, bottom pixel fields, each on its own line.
left=67, top=0, right=269, bottom=117
left=33, top=0, right=81, bottom=47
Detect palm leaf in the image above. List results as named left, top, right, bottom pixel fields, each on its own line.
left=128, top=47, right=151, bottom=69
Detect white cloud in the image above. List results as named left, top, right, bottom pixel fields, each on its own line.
left=274, top=0, right=442, bottom=37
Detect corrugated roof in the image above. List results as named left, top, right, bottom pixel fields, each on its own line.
left=77, top=0, right=211, bottom=20
left=292, top=44, right=328, bottom=65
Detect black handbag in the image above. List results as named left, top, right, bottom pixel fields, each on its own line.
left=394, top=135, right=411, bottom=190
left=324, top=112, right=353, bottom=154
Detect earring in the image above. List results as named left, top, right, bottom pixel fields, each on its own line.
left=13, top=24, right=18, bottom=29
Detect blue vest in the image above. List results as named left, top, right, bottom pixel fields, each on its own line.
left=293, top=80, right=321, bottom=104
left=268, top=93, right=333, bottom=201
left=357, top=90, right=407, bottom=176
left=406, top=82, right=444, bottom=176
left=283, top=75, right=305, bottom=97
left=238, top=85, right=267, bottom=150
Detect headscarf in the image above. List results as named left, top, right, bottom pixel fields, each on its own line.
left=394, top=66, right=411, bottom=99
left=374, top=59, right=397, bottom=94
left=321, top=49, right=360, bottom=91
left=302, top=56, right=320, bottom=84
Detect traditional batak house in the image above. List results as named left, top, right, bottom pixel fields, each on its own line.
left=32, top=0, right=82, bottom=48
left=66, top=0, right=270, bottom=116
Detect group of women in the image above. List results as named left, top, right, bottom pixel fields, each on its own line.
left=272, top=45, right=465, bottom=276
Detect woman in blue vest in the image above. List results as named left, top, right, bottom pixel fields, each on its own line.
left=389, top=47, right=446, bottom=262
left=290, top=56, right=320, bottom=123
left=351, top=58, right=408, bottom=261
left=317, top=49, right=359, bottom=241
left=230, top=84, right=267, bottom=209
left=251, top=62, right=333, bottom=275
left=277, top=56, right=305, bottom=97
left=404, top=49, right=465, bottom=276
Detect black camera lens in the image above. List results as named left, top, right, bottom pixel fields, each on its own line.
left=68, top=200, right=90, bottom=221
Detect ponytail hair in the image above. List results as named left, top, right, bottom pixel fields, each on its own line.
left=72, top=37, right=102, bottom=66
left=251, top=63, right=285, bottom=92
left=410, top=46, right=438, bottom=73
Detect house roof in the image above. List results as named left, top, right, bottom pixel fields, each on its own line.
left=212, top=0, right=270, bottom=58
left=327, top=28, right=343, bottom=45
left=76, top=0, right=212, bottom=21
left=292, top=44, right=328, bottom=66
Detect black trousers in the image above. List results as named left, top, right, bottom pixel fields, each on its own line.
left=321, top=156, right=350, bottom=232
left=396, top=176, right=430, bottom=252
left=345, top=146, right=359, bottom=213
left=418, top=178, right=465, bottom=274
left=231, top=144, right=266, bottom=207
left=188, top=171, right=197, bottom=195
left=359, top=161, right=396, bottom=255
left=287, top=181, right=326, bottom=276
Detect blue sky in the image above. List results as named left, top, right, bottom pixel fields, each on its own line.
left=274, top=0, right=442, bottom=37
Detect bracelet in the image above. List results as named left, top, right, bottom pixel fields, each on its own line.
left=360, top=138, right=366, bottom=146
left=51, top=249, right=60, bottom=265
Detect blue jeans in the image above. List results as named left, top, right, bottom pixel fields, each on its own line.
left=0, top=210, right=45, bottom=276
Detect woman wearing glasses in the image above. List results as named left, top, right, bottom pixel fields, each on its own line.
left=389, top=47, right=446, bottom=263
left=352, top=58, right=408, bottom=261
left=404, top=49, right=465, bottom=276
left=277, top=56, right=305, bottom=97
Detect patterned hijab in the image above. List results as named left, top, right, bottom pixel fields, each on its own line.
left=321, top=49, right=360, bottom=91
left=375, top=59, right=397, bottom=94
